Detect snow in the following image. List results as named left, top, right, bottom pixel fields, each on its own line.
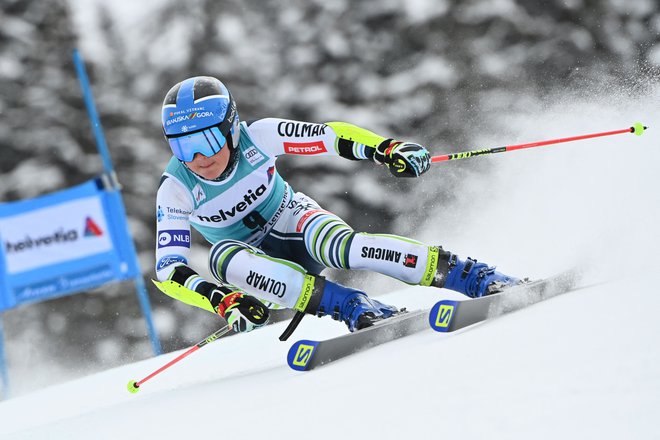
left=5, top=80, right=658, bottom=439
left=1, top=110, right=658, bottom=438
left=5, top=3, right=658, bottom=437
left=648, top=44, right=660, bottom=67
left=0, top=274, right=657, bottom=439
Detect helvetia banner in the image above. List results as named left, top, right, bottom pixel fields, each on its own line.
left=0, top=179, right=139, bottom=311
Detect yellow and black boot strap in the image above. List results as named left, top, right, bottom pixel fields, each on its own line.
left=429, top=246, right=456, bottom=288
left=278, top=274, right=326, bottom=341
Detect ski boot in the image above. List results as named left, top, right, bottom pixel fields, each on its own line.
left=430, top=247, right=522, bottom=298
left=307, top=276, right=398, bottom=332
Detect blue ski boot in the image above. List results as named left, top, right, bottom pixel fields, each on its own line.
left=278, top=275, right=400, bottom=341
left=301, top=276, right=398, bottom=332
left=430, top=246, right=521, bottom=298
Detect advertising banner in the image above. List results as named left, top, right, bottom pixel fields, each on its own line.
left=0, top=178, right=139, bottom=311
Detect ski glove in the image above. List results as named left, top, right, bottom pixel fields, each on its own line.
left=216, top=290, right=270, bottom=333
left=373, top=139, right=431, bottom=178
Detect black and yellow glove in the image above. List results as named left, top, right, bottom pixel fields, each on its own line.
left=215, top=289, right=270, bottom=333
left=373, top=139, right=431, bottom=177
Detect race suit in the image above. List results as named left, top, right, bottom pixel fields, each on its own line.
left=155, top=119, right=440, bottom=311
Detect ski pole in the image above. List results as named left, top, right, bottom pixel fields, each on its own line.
left=431, top=122, right=647, bottom=163
left=127, top=324, right=231, bottom=394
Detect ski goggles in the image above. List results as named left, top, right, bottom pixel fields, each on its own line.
left=166, top=125, right=228, bottom=162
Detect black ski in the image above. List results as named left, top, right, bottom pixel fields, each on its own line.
left=428, top=268, right=583, bottom=332
left=287, top=309, right=429, bottom=371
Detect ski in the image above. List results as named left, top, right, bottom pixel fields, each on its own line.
left=428, top=268, right=583, bottom=332
left=287, top=269, right=584, bottom=371
left=287, top=309, right=429, bottom=371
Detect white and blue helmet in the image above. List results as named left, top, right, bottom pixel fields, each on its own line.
left=162, top=76, right=240, bottom=163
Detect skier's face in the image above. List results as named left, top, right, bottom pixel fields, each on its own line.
left=185, top=146, right=231, bottom=180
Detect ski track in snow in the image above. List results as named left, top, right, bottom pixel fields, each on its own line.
left=0, top=275, right=658, bottom=439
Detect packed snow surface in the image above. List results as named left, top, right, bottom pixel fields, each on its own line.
left=0, top=274, right=657, bottom=439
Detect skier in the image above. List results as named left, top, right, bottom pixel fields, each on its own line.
left=154, top=76, right=521, bottom=337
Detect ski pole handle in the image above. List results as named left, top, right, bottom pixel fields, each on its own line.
left=127, top=324, right=231, bottom=394
left=431, top=123, right=647, bottom=163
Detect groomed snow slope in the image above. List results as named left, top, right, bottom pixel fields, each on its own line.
left=0, top=275, right=657, bottom=440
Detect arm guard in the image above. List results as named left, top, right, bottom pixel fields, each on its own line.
left=325, top=122, right=388, bottom=161
left=153, top=265, right=236, bottom=314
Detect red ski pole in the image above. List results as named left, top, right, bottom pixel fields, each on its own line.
left=431, top=123, right=647, bottom=163
left=127, top=324, right=231, bottom=394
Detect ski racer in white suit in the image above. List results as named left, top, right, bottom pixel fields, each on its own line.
left=154, top=76, right=520, bottom=337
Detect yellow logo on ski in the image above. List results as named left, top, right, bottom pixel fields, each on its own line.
left=435, top=304, right=455, bottom=328
left=293, top=344, right=316, bottom=367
